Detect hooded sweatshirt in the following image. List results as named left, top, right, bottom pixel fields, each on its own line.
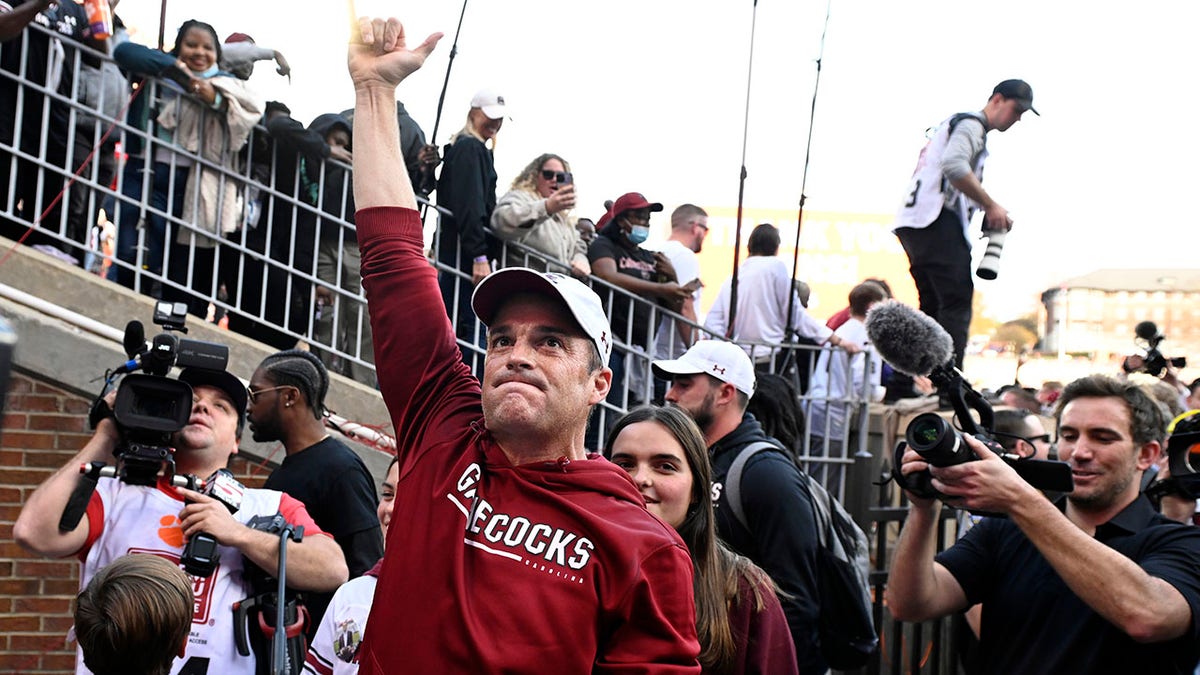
left=709, top=413, right=826, bottom=675
left=355, top=206, right=700, bottom=673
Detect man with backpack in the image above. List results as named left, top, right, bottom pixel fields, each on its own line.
left=655, top=340, right=829, bottom=673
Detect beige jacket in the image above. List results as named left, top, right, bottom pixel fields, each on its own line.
left=157, top=76, right=264, bottom=246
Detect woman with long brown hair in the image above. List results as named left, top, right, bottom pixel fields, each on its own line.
left=607, top=406, right=797, bottom=673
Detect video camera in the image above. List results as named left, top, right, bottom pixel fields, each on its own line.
left=1146, top=412, right=1200, bottom=503
left=60, top=303, right=243, bottom=576
left=892, top=369, right=1074, bottom=509
left=1124, top=321, right=1187, bottom=378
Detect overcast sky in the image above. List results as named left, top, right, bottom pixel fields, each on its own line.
left=116, top=1, right=1200, bottom=320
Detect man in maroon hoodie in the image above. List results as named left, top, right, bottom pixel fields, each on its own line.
left=346, top=16, right=700, bottom=672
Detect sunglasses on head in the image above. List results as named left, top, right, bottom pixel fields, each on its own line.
left=540, top=170, right=570, bottom=183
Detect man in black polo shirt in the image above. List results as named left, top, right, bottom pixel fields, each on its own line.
left=247, top=349, right=383, bottom=638
left=888, top=374, right=1200, bottom=674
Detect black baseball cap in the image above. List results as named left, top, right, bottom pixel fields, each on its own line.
left=993, top=79, right=1039, bottom=116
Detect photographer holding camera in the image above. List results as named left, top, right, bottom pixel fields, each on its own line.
left=14, top=367, right=348, bottom=674
left=887, top=375, right=1200, bottom=673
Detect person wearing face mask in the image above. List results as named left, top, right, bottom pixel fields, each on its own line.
left=490, top=153, right=589, bottom=277
left=589, top=192, right=695, bottom=413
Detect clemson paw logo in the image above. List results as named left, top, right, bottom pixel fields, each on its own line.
left=157, top=515, right=184, bottom=547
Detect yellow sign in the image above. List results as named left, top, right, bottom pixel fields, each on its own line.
left=677, top=207, right=918, bottom=322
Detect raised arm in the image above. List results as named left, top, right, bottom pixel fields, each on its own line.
left=347, top=16, right=442, bottom=210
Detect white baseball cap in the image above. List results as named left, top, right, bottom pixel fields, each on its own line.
left=471, top=268, right=612, bottom=367
left=470, top=89, right=507, bottom=120
left=652, top=340, right=756, bottom=396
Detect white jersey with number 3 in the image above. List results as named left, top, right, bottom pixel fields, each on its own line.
left=894, top=113, right=989, bottom=242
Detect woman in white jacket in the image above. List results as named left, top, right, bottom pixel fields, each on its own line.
left=114, top=19, right=264, bottom=318
left=490, top=153, right=590, bottom=277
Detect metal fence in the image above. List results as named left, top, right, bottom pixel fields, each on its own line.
left=2, top=24, right=878, bottom=489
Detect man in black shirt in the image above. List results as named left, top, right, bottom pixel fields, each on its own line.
left=247, top=349, right=383, bottom=637
left=888, top=375, right=1200, bottom=674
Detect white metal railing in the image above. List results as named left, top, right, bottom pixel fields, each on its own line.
left=2, top=22, right=871, bottom=499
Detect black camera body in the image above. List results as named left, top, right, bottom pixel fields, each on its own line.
left=65, top=303, right=240, bottom=577
left=895, top=413, right=1073, bottom=503
left=105, top=302, right=230, bottom=475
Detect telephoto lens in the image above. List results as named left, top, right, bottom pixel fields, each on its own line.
left=905, top=413, right=977, bottom=467
left=975, top=230, right=1007, bottom=280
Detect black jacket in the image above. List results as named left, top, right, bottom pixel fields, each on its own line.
left=711, top=412, right=826, bottom=675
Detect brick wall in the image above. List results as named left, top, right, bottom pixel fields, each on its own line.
left=0, top=371, right=276, bottom=674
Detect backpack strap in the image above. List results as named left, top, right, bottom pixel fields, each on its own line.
left=724, top=441, right=781, bottom=531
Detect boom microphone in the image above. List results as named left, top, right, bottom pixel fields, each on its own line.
left=864, top=300, right=954, bottom=378
left=122, top=320, right=146, bottom=359
left=1135, top=321, right=1160, bottom=342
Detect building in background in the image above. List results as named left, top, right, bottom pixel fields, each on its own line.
left=1040, top=269, right=1200, bottom=359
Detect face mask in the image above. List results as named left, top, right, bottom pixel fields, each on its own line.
left=628, top=225, right=650, bottom=245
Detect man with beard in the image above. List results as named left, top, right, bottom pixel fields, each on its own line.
left=654, top=340, right=826, bottom=673
left=888, top=375, right=1200, bottom=674
left=249, top=349, right=383, bottom=635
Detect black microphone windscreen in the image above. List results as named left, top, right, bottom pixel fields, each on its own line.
left=1134, top=321, right=1159, bottom=341
left=123, top=320, right=146, bottom=359
left=865, top=300, right=954, bottom=377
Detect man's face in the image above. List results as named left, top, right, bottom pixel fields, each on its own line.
left=1017, top=414, right=1052, bottom=460
left=1056, top=396, right=1156, bottom=512
left=481, top=294, right=609, bottom=438
left=246, top=370, right=284, bottom=443
left=174, top=385, right=240, bottom=466
left=576, top=219, right=596, bottom=244
left=664, top=374, right=720, bottom=434
left=688, top=216, right=709, bottom=253
left=992, top=96, right=1026, bottom=132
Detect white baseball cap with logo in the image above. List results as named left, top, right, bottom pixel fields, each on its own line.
left=652, top=340, right=756, bottom=396
left=471, top=268, right=612, bottom=367
left=470, top=89, right=507, bottom=120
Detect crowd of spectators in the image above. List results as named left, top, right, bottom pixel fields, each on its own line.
left=7, top=7, right=1200, bottom=675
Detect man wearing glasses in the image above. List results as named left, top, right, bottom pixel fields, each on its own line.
left=991, top=408, right=1054, bottom=460
left=248, top=349, right=383, bottom=638
left=646, top=204, right=708, bottom=363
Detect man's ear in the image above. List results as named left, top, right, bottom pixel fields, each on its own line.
left=1136, top=440, right=1161, bottom=471
left=718, top=382, right=739, bottom=408
left=589, top=367, right=612, bottom=406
